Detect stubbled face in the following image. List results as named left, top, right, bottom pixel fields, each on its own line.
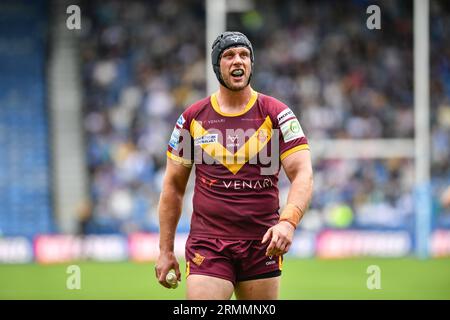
left=219, top=46, right=252, bottom=91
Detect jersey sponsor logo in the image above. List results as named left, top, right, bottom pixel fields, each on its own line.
left=280, top=118, right=304, bottom=143
left=206, top=119, right=225, bottom=124
left=194, top=134, right=218, bottom=146
left=169, top=127, right=181, bottom=150
left=200, top=177, right=217, bottom=188
left=222, top=177, right=274, bottom=190
left=192, top=252, right=205, bottom=266
left=176, top=114, right=186, bottom=128
left=277, top=108, right=294, bottom=125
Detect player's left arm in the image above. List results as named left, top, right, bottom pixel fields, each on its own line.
left=262, top=149, right=313, bottom=256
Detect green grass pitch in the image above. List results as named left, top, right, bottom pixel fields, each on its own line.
left=0, top=258, right=449, bottom=299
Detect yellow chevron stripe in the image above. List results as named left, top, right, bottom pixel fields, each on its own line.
left=190, top=116, right=273, bottom=175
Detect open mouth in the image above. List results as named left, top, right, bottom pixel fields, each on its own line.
left=231, top=69, right=244, bottom=79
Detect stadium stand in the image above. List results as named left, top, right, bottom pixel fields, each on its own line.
left=79, top=0, right=205, bottom=233
left=77, top=0, right=449, bottom=234
left=0, top=0, right=54, bottom=237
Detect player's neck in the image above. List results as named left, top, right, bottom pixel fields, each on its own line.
left=216, top=85, right=253, bottom=114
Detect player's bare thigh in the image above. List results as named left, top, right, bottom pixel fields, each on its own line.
left=234, top=276, right=280, bottom=300
left=186, top=274, right=234, bottom=300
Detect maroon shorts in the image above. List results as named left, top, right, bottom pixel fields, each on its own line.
left=185, top=236, right=283, bottom=285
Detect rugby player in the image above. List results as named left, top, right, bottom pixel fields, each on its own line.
left=155, top=31, right=313, bottom=299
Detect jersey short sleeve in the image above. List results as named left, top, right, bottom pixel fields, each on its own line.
left=275, top=106, right=309, bottom=161
left=167, top=112, right=194, bottom=167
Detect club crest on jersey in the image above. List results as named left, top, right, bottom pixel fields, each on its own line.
left=227, top=135, right=238, bottom=143
left=194, top=134, right=218, bottom=146
left=226, top=134, right=240, bottom=147
left=258, top=130, right=268, bottom=143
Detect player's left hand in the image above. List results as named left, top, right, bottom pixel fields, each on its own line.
left=261, top=221, right=295, bottom=256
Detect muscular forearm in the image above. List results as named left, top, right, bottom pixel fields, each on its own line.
left=264, top=164, right=313, bottom=256
left=286, top=169, right=313, bottom=221
left=158, top=185, right=185, bottom=253
left=156, top=159, right=190, bottom=288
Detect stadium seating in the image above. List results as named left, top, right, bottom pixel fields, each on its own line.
left=0, top=0, right=53, bottom=237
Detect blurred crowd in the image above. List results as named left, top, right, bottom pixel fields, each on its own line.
left=79, top=0, right=450, bottom=234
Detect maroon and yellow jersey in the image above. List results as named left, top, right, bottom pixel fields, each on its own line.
left=167, top=90, right=309, bottom=240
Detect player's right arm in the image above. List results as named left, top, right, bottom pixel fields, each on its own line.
left=156, top=109, right=194, bottom=288
left=156, top=158, right=192, bottom=288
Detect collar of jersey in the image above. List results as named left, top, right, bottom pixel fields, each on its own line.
left=210, top=89, right=258, bottom=117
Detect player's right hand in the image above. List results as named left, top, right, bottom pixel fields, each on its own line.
left=155, top=251, right=181, bottom=289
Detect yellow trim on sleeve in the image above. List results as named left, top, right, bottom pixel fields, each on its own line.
left=280, top=144, right=310, bottom=161
left=186, top=261, right=190, bottom=278
left=210, top=89, right=258, bottom=117
left=167, top=151, right=193, bottom=167
left=279, top=256, right=283, bottom=271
